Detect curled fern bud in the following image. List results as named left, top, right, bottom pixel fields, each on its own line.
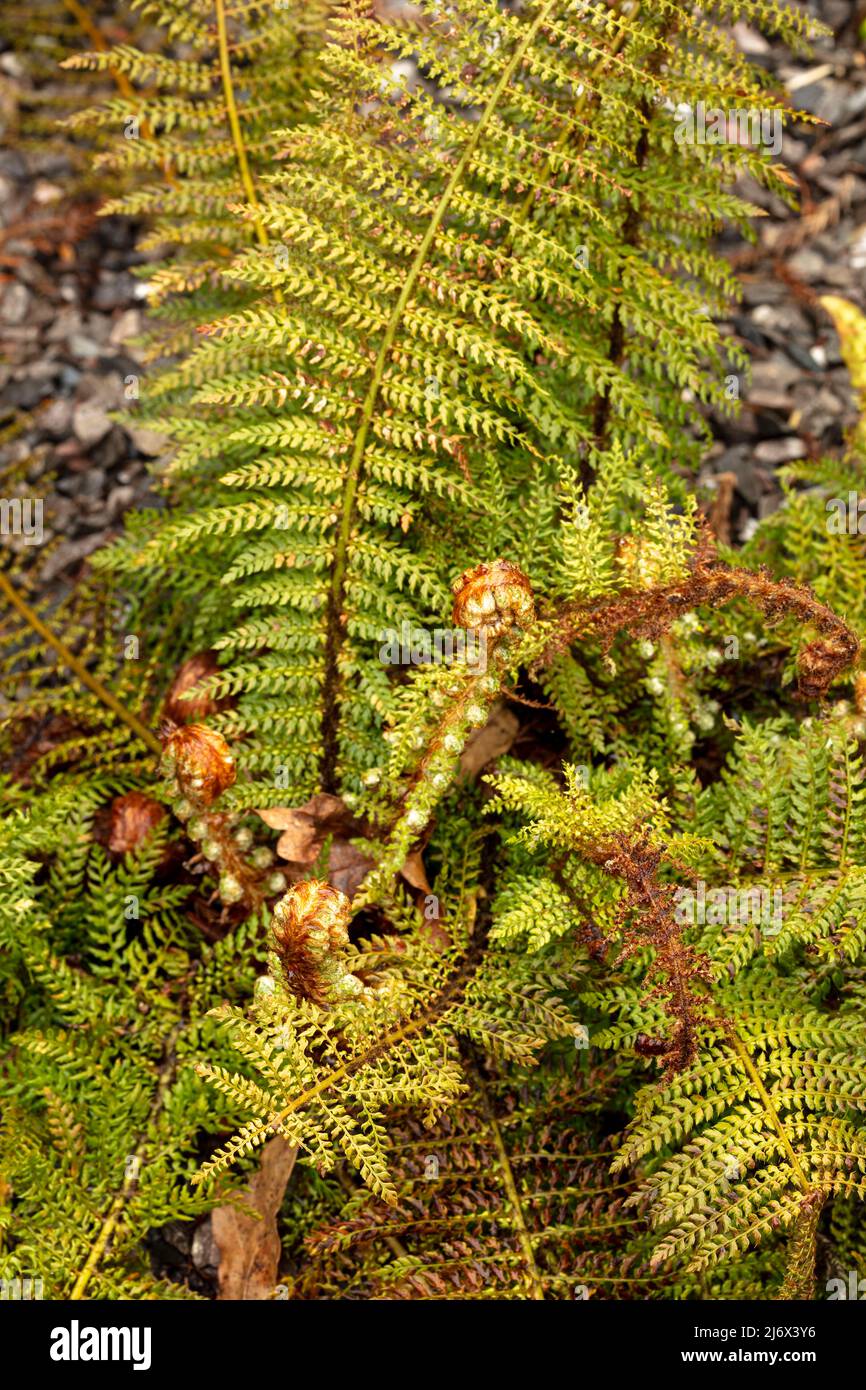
left=798, top=631, right=861, bottom=703
left=271, top=879, right=356, bottom=1006
left=451, top=559, right=535, bottom=639
left=160, top=722, right=236, bottom=808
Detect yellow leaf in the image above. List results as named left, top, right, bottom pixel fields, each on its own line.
left=820, top=295, right=866, bottom=450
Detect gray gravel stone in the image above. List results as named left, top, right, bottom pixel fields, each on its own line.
left=754, top=437, right=808, bottom=464
left=72, top=400, right=113, bottom=449
left=0, top=282, right=30, bottom=325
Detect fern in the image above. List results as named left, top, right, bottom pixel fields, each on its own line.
left=3, top=0, right=865, bottom=1307
left=192, top=817, right=583, bottom=1202
left=489, top=717, right=866, bottom=1287
left=0, top=784, right=268, bottom=1298
left=297, top=1059, right=654, bottom=1301
left=95, top=0, right=825, bottom=806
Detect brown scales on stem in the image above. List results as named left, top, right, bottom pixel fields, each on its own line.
left=544, top=530, right=860, bottom=702
left=585, top=830, right=714, bottom=1076
left=777, top=1190, right=826, bottom=1300
left=540, top=526, right=859, bottom=1073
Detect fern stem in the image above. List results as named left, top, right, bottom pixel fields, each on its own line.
left=61, top=0, right=172, bottom=179
left=471, top=1053, right=545, bottom=1301
left=0, top=570, right=162, bottom=757
left=213, top=0, right=271, bottom=252
left=722, top=1020, right=811, bottom=1195
left=61, top=0, right=136, bottom=100
left=68, top=1190, right=128, bottom=1301
left=838, top=740, right=854, bottom=868
left=515, top=0, right=636, bottom=229
left=591, top=10, right=676, bottom=458
left=319, top=0, right=559, bottom=789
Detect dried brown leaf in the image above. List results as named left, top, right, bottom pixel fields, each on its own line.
left=212, top=1138, right=298, bottom=1301
left=160, top=650, right=224, bottom=725
left=257, top=793, right=350, bottom=865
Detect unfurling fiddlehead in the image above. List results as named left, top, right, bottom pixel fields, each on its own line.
left=161, top=722, right=284, bottom=909
left=546, top=531, right=860, bottom=701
